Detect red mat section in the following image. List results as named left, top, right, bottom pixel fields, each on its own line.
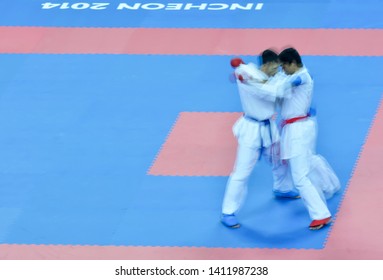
left=148, top=112, right=239, bottom=176
left=2, top=27, right=383, bottom=55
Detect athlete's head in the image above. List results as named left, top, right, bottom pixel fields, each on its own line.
left=260, top=49, right=280, bottom=77
left=279, top=47, right=303, bottom=74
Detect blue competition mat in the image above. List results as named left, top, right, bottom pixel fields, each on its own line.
left=0, top=54, right=381, bottom=248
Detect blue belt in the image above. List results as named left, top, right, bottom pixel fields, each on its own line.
left=243, top=114, right=270, bottom=126
left=243, top=114, right=272, bottom=149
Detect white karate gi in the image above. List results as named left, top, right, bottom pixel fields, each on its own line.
left=222, top=63, right=295, bottom=215
left=279, top=67, right=341, bottom=220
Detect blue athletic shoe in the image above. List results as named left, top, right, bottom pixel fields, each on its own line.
left=221, top=214, right=240, bottom=228
left=274, top=190, right=301, bottom=199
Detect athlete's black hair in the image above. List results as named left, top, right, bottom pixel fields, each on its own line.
left=278, top=47, right=303, bottom=67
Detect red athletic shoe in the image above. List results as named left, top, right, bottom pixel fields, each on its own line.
left=309, top=217, right=332, bottom=230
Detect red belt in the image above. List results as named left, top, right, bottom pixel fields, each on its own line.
left=282, top=115, right=309, bottom=127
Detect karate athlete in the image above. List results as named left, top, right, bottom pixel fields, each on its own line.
left=221, top=50, right=299, bottom=229
left=277, top=48, right=341, bottom=230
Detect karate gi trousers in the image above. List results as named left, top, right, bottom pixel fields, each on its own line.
left=281, top=117, right=340, bottom=220
left=222, top=116, right=296, bottom=215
